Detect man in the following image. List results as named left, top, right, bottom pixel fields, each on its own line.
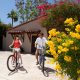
left=35, top=33, right=47, bottom=65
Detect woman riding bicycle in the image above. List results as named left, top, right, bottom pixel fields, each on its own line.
left=9, top=35, right=23, bottom=64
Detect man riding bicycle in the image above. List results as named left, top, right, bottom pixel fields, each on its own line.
left=35, top=33, right=47, bottom=65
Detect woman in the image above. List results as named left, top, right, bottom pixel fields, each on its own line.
left=9, top=35, right=23, bottom=64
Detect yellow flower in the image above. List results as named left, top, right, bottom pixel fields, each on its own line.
left=54, top=54, right=58, bottom=59
left=75, top=46, right=79, bottom=50
left=56, top=31, right=60, bottom=35
left=46, top=61, right=49, bottom=64
left=48, top=29, right=57, bottom=36
left=65, top=28, right=70, bottom=31
left=77, top=78, right=80, bottom=80
left=62, top=43, right=68, bottom=47
left=46, top=41, right=54, bottom=46
left=54, top=64, right=61, bottom=71
left=50, top=58, right=54, bottom=62
left=58, top=50, right=61, bottom=54
left=75, top=24, right=80, bottom=32
left=62, top=33, right=66, bottom=37
left=62, top=48, right=69, bottom=52
left=70, top=32, right=76, bottom=38
left=64, top=56, right=71, bottom=62
left=77, top=69, right=80, bottom=73
left=51, top=51, right=56, bottom=55
left=57, top=38, right=62, bottom=42
left=71, top=47, right=74, bottom=49
left=46, top=50, right=50, bottom=54
left=51, top=37, right=57, bottom=40
left=56, top=72, right=59, bottom=76
left=56, top=61, right=59, bottom=64
left=76, top=33, right=80, bottom=39
left=61, top=75, right=64, bottom=78
left=68, top=22, right=74, bottom=26
left=50, top=61, right=54, bottom=64
left=70, top=41, right=74, bottom=44
left=58, top=46, right=63, bottom=50
left=64, top=18, right=73, bottom=24
left=68, top=78, right=70, bottom=80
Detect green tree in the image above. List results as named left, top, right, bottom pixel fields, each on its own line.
left=7, top=9, right=18, bottom=27
left=15, top=0, right=48, bottom=23
left=8, top=23, right=12, bottom=28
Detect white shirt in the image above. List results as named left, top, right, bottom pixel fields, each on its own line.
left=35, top=37, right=47, bottom=49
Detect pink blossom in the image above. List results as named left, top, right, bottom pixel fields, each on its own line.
left=38, top=4, right=44, bottom=9
left=57, top=22, right=59, bottom=25
left=53, top=15, right=54, bottom=16
left=60, top=18, right=62, bottom=21
left=41, top=11, right=44, bottom=15
left=51, top=4, right=54, bottom=6
left=47, top=6, right=51, bottom=10
left=37, top=22, right=39, bottom=23
left=54, top=3, right=57, bottom=6
left=73, top=3, right=76, bottom=6
left=43, top=3, right=48, bottom=6
left=77, top=2, right=80, bottom=4
left=44, top=16, right=47, bottom=20
left=63, top=6, right=65, bottom=8
left=37, top=17, right=40, bottom=19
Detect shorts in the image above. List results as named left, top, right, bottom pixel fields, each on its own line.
left=13, top=48, right=21, bottom=52
left=35, top=49, right=45, bottom=54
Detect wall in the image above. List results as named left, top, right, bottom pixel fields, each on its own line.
left=3, top=19, right=48, bottom=52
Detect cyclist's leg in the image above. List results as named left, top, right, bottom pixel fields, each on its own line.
left=13, top=50, right=15, bottom=62
left=35, top=49, right=39, bottom=65
left=17, top=51, right=23, bottom=64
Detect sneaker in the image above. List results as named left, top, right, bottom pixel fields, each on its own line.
left=36, top=62, right=39, bottom=65
left=21, top=61, right=23, bottom=64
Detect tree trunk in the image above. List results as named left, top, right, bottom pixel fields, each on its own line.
left=12, top=18, right=13, bottom=27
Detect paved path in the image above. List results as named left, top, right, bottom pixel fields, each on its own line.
left=0, top=51, right=68, bottom=80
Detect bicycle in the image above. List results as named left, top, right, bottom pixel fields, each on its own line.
left=38, top=47, right=45, bottom=74
left=7, top=46, right=20, bottom=71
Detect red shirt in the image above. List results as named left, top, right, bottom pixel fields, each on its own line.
left=14, top=40, right=20, bottom=48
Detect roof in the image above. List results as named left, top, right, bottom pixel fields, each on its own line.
left=8, top=30, right=41, bottom=34
left=6, top=17, right=38, bottom=32
left=8, top=31, right=25, bottom=34
left=26, top=30, right=41, bottom=33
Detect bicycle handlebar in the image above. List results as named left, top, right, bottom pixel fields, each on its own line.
left=9, top=45, right=20, bottom=50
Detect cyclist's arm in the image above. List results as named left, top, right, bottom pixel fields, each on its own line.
left=35, top=43, right=37, bottom=48
left=19, top=40, right=22, bottom=46
left=35, top=38, right=38, bottom=48
left=9, top=41, right=14, bottom=47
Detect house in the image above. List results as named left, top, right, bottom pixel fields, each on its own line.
left=2, top=18, right=48, bottom=52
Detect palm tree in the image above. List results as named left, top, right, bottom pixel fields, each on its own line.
left=7, top=9, right=18, bottom=27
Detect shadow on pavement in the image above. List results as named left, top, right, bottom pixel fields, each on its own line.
left=18, top=66, right=28, bottom=73
left=8, top=70, right=18, bottom=76
left=37, top=66, right=57, bottom=77
left=8, top=66, right=28, bottom=76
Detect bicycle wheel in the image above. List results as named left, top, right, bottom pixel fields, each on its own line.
left=42, top=54, right=44, bottom=73
left=7, top=55, right=17, bottom=71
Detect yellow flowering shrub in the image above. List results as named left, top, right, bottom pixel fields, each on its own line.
left=46, top=18, right=80, bottom=80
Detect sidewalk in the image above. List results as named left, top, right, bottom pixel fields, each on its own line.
left=0, top=51, right=68, bottom=80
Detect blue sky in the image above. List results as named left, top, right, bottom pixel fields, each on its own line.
left=0, top=0, right=54, bottom=27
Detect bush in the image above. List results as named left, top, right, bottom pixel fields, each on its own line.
left=46, top=18, right=80, bottom=80
left=37, top=0, right=80, bottom=32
